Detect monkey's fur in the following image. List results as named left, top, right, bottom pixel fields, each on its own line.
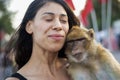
left=65, top=26, right=120, bottom=80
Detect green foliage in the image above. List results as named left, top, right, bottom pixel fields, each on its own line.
left=112, top=0, right=120, bottom=21
left=0, top=0, right=6, bottom=12
left=0, top=0, right=14, bottom=34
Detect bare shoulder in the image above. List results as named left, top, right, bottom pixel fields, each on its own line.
left=5, top=77, right=19, bottom=80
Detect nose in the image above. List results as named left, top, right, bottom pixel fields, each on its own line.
left=52, top=19, right=62, bottom=31
left=72, top=48, right=82, bottom=55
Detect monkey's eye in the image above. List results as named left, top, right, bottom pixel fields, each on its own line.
left=66, top=38, right=86, bottom=50
left=66, top=37, right=86, bottom=43
left=75, top=37, right=86, bottom=41
left=66, top=37, right=86, bottom=49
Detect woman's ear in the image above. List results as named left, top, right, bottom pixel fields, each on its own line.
left=26, top=21, right=33, bottom=34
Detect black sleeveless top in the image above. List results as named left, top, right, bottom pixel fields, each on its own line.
left=11, top=73, right=27, bottom=80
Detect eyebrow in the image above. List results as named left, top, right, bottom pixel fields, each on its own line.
left=42, top=12, right=67, bottom=17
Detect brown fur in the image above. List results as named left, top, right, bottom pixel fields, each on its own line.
left=65, top=26, right=120, bottom=80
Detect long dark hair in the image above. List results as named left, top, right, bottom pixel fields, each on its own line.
left=5, top=0, right=80, bottom=69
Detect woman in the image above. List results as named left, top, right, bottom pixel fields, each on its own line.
left=5, top=0, right=80, bottom=80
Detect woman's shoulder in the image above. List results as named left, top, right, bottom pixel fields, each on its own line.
left=5, top=77, right=19, bottom=80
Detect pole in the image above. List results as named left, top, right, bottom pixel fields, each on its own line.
left=106, top=0, right=112, bottom=50
left=90, top=10, right=99, bottom=42
left=101, top=0, right=106, bottom=30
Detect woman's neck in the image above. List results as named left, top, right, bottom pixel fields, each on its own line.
left=18, top=46, right=59, bottom=77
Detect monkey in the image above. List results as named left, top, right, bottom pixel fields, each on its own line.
left=65, top=26, right=120, bottom=80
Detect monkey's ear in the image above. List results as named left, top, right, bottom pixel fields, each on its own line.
left=88, top=29, right=94, bottom=39
left=69, top=26, right=80, bottom=33
left=71, top=26, right=80, bottom=30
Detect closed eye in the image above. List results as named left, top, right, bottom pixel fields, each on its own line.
left=60, top=20, right=67, bottom=24
left=46, top=19, right=53, bottom=22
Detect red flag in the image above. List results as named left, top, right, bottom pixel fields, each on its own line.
left=80, top=10, right=89, bottom=26
left=64, top=0, right=75, bottom=10
left=80, top=0, right=93, bottom=26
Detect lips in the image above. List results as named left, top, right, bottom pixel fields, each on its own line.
left=48, top=34, right=64, bottom=40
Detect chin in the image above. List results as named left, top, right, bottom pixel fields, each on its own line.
left=49, top=47, right=62, bottom=53
left=48, top=43, right=64, bottom=52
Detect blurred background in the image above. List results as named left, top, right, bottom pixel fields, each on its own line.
left=0, top=0, right=120, bottom=80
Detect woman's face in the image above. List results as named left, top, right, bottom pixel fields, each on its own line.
left=26, top=2, right=69, bottom=52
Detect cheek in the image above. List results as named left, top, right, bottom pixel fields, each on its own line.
left=32, top=21, right=48, bottom=35
left=32, top=26, right=44, bottom=42
left=32, top=27, right=42, bottom=38
left=63, top=24, right=69, bottom=34
left=32, top=32, right=42, bottom=44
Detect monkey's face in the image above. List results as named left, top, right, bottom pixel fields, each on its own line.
left=65, top=26, right=94, bottom=63
left=65, top=39, right=88, bottom=63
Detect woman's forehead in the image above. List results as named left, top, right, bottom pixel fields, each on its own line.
left=36, top=2, right=67, bottom=16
